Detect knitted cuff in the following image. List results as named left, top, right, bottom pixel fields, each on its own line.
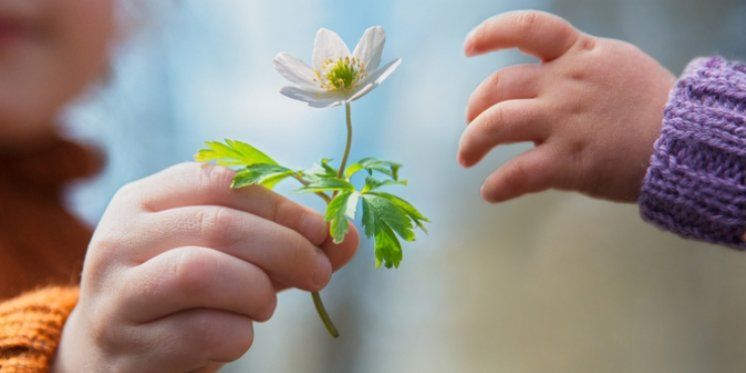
left=639, top=56, right=746, bottom=249
left=0, top=286, right=79, bottom=372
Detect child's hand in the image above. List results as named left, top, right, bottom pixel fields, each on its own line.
left=459, top=10, right=676, bottom=203
left=53, top=163, right=358, bottom=372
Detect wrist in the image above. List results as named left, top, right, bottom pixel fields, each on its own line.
left=51, top=306, right=104, bottom=373
left=50, top=306, right=79, bottom=373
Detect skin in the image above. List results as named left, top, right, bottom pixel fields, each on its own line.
left=1, top=3, right=741, bottom=370
left=0, top=0, right=114, bottom=147
left=459, top=10, right=745, bottom=243
left=459, top=10, right=677, bottom=203
left=0, top=1, right=359, bottom=371
left=54, top=163, right=358, bottom=372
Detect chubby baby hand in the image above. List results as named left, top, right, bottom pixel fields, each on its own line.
left=459, top=10, right=676, bottom=203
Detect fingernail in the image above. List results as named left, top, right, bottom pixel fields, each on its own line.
left=457, top=153, right=468, bottom=168
left=463, top=39, right=475, bottom=56
left=480, top=184, right=497, bottom=203
left=465, top=23, right=479, bottom=42
left=457, top=149, right=473, bottom=168
left=313, top=254, right=332, bottom=288
left=299, top=212, right=327, bottom=246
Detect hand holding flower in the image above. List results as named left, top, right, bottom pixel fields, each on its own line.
left=196, top=26, right=428, bottom=337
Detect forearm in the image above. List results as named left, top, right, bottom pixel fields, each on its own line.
left=639, top=56, right=745, bottom=249
left=0, top=287, right=79, bottom=372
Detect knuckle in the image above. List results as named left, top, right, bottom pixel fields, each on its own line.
left=555, top=23, right=579, bottom=48
left=503, top=161, right=530, bottom=191
left=86, top=301, right=123, bottom=354
left=84, top=234, right=129, bottom=286
left=489, top=70, right=502, bottom=85
left=171, top=248, right=216, bottom=296
left=287, top=237, right=315, bottom=283
left=111, top=181, right=143, bottom=208
left=513, top=11, right=541, bottom=32
left=267, top=193, right=284, bottom=225
left=198, top=163, right=235, bottom=191
left=80, top=249, right=112, bottom=286
left=254, top=283, right=278, bottom=322
left=196, top=207, right=235, bottom=245
left=468, top=72, right=501, bottom=120
left=185, top=313, right=219, bottom=360
left=474, top=22, right=490, bottom=44
left=484, top=71, right=501, bottom=91
left=191, top=313, right=253, bottom=363
left=217, top=323, right=254, bottom=362
left=113, top=181, right=137, bottom=200
left=486, top=105, right=508, bottom=134
left=167, top=161, right=206, bottom=181
left=576, top=35, right=596, bottom=51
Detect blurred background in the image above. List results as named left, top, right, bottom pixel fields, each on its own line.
left=63, top=0, right=745, bottom=372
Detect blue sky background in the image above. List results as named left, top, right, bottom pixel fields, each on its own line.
left=63, top=1, right=745, bottom=372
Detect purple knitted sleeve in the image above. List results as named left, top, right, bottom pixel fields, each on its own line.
left=639, top=56, right=746, bottom=249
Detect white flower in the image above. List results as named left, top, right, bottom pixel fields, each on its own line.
left=273, top=26, right=401, bottom=108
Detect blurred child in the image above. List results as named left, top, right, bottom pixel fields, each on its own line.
left=0, top=1, right=357, bottom=371
left=459, top=10, right=744, bottom=248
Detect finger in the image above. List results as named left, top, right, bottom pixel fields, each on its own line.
left=480, top=146, right=565, bottom=203
left=121, top=246, right=277, bottom=323
left=458, top=99, right=550, bottom=167
left=122, top=162, right=328, bottom=245
left=132, top=206, right=332, bottom=291
left=466, top=64, right=542, bottom=123
left=273, top=226, right=360, bottom=291
left=464, top=10, right=579, bottom=61
left=190, top=363, right=224, bottom=373
left=742, top=232, right=745, bottom=242
left=322, top=225, right=360, bottom=271
left=137, top=309, right=253, bottom=371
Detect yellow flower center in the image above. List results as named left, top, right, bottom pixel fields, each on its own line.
left=316, top=56, right=367, bottom=92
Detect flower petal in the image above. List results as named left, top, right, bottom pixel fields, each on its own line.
left=280, top=86, right=344, bottom=108
left=347, top=58, right=402, bottom=103
left=312, top=28, right=351, bottom=70
left=353, top=26, right=386, bottom=71
left=273, top=52, right=322, bottom=91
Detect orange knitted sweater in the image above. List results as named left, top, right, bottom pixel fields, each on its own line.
left=0, top=136, right=99, bottom=372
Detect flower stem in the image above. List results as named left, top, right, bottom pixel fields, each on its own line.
left=337, top=103, right=353, bottom=178
left=309, top=103, right=355, bottom=338
left=312, top=291, right=339, bottom=338
left=292, top=173, right=331, bottom=203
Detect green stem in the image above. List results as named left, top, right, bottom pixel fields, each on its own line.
left=338, top=103, right=353, bottom=178
left=309, top=103, right=354, bottom=338
left=292, top=173, right=331, bottom=203
left=312, top=291, right=339, bottom=338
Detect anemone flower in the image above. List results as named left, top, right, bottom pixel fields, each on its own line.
left=273, top=26, right=401, bottom=108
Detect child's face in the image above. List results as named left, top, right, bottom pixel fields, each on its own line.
left=0, top=0, right=114, bottom=145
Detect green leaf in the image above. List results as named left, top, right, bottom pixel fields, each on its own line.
left=368, top=192, right=430, bottom=233
left=195, top=139, right=277, bottom=167
left=297, top=177, right=355, bottom=193
left=319, top=158, right=339, bottom=177
left=303, top=158, right=338, bottom=181
left=344, top=157, right=402, bottom=181
left=232, top=163, right=294, bottom=189
left=360, top=190, right=430, bottom=268
left=325, top=191, right=359, bottom=243
left=361, top=194, right=415, bottom=242
left=374, top=223, right=403, bottom=268
left=360, top=193, right=419, bottom=269
left=362, top=176, right=407, bottom=193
